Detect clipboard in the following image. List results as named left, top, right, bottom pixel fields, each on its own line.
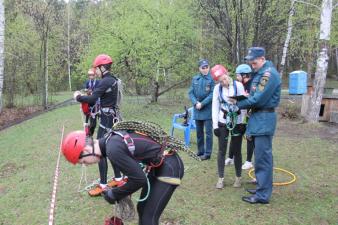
left=228, top=95, right=247, bottom=101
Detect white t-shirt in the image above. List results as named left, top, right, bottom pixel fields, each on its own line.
left=212, top=81, right=247, bottom=129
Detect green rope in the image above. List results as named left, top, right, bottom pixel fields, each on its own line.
left=134, top=163, right=151, bottom=202
left=226, top=112, right=243, bottom=137
left=226, top=112, right=238, bottom=131
left=112, top=120, right=201, bottom=161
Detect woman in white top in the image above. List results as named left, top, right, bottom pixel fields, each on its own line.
left=210, top=65, right=247, bottom=189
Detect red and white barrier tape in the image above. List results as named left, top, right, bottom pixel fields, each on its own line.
left=48, top=125, right=65, bottom=225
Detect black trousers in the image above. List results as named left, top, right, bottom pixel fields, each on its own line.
left=229, top=136, right=254, bottom=162
left=137, top=154, right=184, bottom=225
left=217, top=123, right=245, bottom=178
left=246, top=138, right=254, bottom=162
left=97, top=111, right=121, bottom=184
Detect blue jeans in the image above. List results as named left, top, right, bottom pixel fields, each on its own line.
left=253, top=135, right=273, bottom=202
left=195, top=119, right=213, bottom=157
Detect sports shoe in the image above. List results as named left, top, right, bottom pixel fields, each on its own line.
left=88, top=184, right=106, bottom=196
left=233, top=177, right=241, bottom=188
left=224, top=158, right=234, bottom=166
left=215, top=178, right=224, bottom=189
left=107, top=177, right=127, bottom=188
left=199, top=155, right=210, bottom=160
left=242, top=161, right=253, bottom=170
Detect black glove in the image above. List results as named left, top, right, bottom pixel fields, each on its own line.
left=102, top=189, right=116, bottom=204
left=214, top=128, right=220, bottom=137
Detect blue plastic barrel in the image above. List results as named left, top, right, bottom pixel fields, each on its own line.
left=289, top=70, right=307, bottom=94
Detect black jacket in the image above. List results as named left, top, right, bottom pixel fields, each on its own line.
left=77, top=72, right=118, bottom=107
left=99, top=132, right=163, bottom=200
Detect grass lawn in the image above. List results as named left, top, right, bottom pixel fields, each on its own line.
left=0, top=93, right=337, bottom=225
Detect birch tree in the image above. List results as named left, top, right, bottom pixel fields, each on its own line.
left=280, top=0, right=295, bottom=78
left=0, top=0, right=4, bottom=113
left=306, top=0, right=333, bottom=122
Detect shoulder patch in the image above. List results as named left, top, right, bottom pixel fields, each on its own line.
left=258, top=76, right=270, bottom=91
left=263, top=71, right=271, bottom=77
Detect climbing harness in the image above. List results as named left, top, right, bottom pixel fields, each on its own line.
left=105, top=130, right=136, bottom=155
left=102, top=121, right=198, bottom=202
left=248, top=167, right=297, bottom=186
left=218, top=81, right=241, bottom=136
left=99, top=107, right=121, bottom=133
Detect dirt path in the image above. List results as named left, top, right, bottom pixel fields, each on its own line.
left=276, top=118, right=338, bottom=143
left=0, top=99, right=75, bottom=131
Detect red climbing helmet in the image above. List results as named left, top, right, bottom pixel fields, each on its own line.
left=61, top=130, right=86, bottom=164
left=210, top=64, right=228, bottom=81
left=93, top=54, right=113, bottom=68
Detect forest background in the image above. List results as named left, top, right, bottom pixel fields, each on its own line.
left=2, top=0, right=338, bottom=109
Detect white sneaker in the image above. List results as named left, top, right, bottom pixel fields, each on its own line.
left=242, top=161, right=253, bottom=170
left=225, top=158, right=234, bottom=166
left=216, top=178, right=224, bottom=189
left=233, top=177, right=241, bottom=188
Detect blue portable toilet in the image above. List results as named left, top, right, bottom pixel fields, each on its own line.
left=289, top=70, right=307, bottom=94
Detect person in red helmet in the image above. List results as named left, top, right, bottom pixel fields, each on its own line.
left=211, top=64, right=247, bottom=189
left=73, top=54, right=124, bottom=196
left=61, top=129, right=184, bottom=225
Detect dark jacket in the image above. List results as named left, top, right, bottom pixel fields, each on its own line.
left=84, top=79, right=100, bottom=91
left=99, top=132, right=184, bottom=201
left=188, top=73, right=215, bottom=120
left=237, top=61, right=281, bottom=136
left=77, top=72, right=118, bottom=107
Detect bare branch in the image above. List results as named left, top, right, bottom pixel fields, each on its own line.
left=157, top=77, right=191, bottom=97
left=294, top=0, right=320, bottom=10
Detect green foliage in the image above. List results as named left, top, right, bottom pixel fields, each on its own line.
left=75, top=0, right=199, bottom=94
left=2, top=0, right=338, bottom=107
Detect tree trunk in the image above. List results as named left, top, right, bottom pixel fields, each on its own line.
left=280, top=0, right=295, bottom=78
left=67, top=2, right=72, bottom=91
left=151, top=77, right=191, bottom=103
left=151, top=81, right=159, bottom=103
left=0, top=0, right=4, bottom=113
left=306, top=0, right=332, bottom=123
left=7, top=65, right=16, bottom=108
left=335, top=48, right=338, bottom=80
left=234, top=0, right=241, bottom=64
left=42, top=29, right=49, bottom=109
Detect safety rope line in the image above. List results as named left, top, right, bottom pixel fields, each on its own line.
left=48, top=125, right=65, bottom=225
